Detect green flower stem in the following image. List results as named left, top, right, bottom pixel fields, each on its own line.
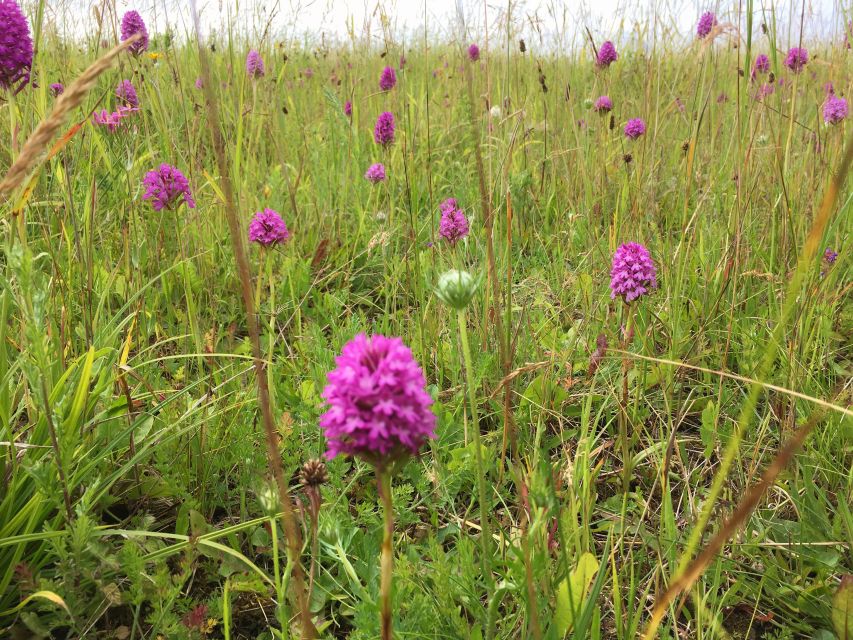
left=377, top=467, right=394, bottom=640
left=456, top=308, right=494, bottom=596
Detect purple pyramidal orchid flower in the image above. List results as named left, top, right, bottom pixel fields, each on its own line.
left=116, top=79, right=138, bottom=108
left=596, top=41, right=617, bottom=68
left=374, top=111, right=395, bottom=145
left=468, top=43, right=480, bottom=61
left=438, top=198, right=469, bottom=245
left=610, top=242, right=658, bottom=302
left=49, top=82, right=64, bottom=97
left=696, top=11, right=717, bottom=38
left=783, top=47, right=808, bottom=73
left=248, top=208, right=290, bottom=246
left=0, top=0, right=33, bottom=92
left=624, top=118, right=646, bottom=140
left=593, top=95, right=613, bottom=113
left=379, top=66, right=396, bottom=91
left=344, top=100, right=353, bottom=117
left=246, top=49, right=265, bottom=78
left=142, top=164, right=195, bottom=211
left=365, top=163, right=386, bottom=183
left=751, top=54, right=770, bottom=80
left=823, top=95, right=848, bottom=124
left=120, top=10, right=149, bottom=55
left=319, top=333, right=436, bottom=462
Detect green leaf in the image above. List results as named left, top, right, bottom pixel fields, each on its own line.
left=833, top=576, right=853, bottom=640
left=700, top=400, right=716, bottom=457
left=554, top=552, right=599, bottom=637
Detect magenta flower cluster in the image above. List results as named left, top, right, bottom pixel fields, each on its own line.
left=438, top=198, right=469, bottom=245
left=624, top=118, right=646, bottom=140
left=120, top=10, right=149, bottom=55
left=49, top=82, right=64, bottom=97
left=116, top=79, right=139, bottom=108
left=783, top=47, right=808, bottom=73
left=248, top=208, right=290, bottom=246
left=596, top=41, right=617, bottom=68
left=468, top=44, right=480, bottom=61
left=142, top=164, right=195, bottom=211
left=379, top=66, right=396, bottom=91
left=696, top=11, right=717, bottom=38
left=92, top=106, right=137, bottom=132
left=374, top=111, right=395, bottom=145
left=824, top=248, right=838, bottom=264
left=319, top=333, right=436, bottom=461
left=364, top=163, right=386, bottom=183
left=246, top=49, right=265, bottom=78
left=593, top=95, right=613, bottom=113
left=823, top=95, right=848, bottom=125
left=610, top=242, right=657, bottom=302
left=751, top=54, right=770, bottom=79
left=0, top=0, right=33, bottom=92
left=344, top=100, right=353, bottom=117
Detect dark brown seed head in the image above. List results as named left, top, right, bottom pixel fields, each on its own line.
left=519, top=39, right=526, bottom=53
left=623, top=153, right=633, bottom=165
left=300, top=459, right=329, bottom=487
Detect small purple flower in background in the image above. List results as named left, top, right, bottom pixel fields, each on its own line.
left=823, top=95, right=848, bottom=124
left=120, top=10, right=148, bottom=55
left=468, top=43, right=480, bottom=61
left=399, top=54, right=407, bottom=69
left=438, top=198, right=469, bottom=245
left=319, top=333, right=436, bottom=461
left=248, top=208, right=290, bottom=246
left=675, top=97, right=685, bottom=112
left=92, top=106, right=137, bottom=132
left=717, top=92, right=729, bottom=104
left=116, top=79, right=138, bottom=108
left=364, top=163, right=386, bottom=183
left=823, top=82, right=835, bottom=95
left=755, top=82, right=775, bottom=100
left=246, top=49, right=265, bottom=78
left=624, top=118, right=646, bottom=140
left=379, top=66, right=396, bottom=91
left=824, top=248, right=838, bottom=264
left=751, top=54, right=770, bottom=80
left=845, top=21, right=852, bottom=49
left=49, top=82, right=64, bottom=97
left=610, top=242, right=658, bottom=302
left=596, top=40, right=618, bottom=68
left=194, top=76, right=203, bottom=89
left=374, top=111, right=395, bottom=145
left=0, top=0, right=33, bottom=92
left=142, top=164, right=195, bottom=211
left=696, top=11, right=717, bottom=38
left=593, top=95, right=613, bottom=113
left=344, top=100, right=353, bottom=117
left=783, top=47, right=808, bottom=73
left=303, top=67, right=314, bottom=79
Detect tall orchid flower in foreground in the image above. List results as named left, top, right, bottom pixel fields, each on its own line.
left=379, top=66, right=396, bottom=91
left=0, top=0, right=33, bottom=92
left=696, top=11, right=717, bottom=38
left=120, top=10, right=148, bottom=55
left=596, top=40, right=617, bottom=68
left=320, top=333, right=435, bottom=640
left=246, top=49, right=265, bottom=78
left=374, top=111, right=395, bottom=145
left=438, top=198, right=469, bottom=245
left=248, top=208, right=290, bottom=246
left=624, top=118, right=646, bottom=140
left=610, top=242, right=657, bottom=490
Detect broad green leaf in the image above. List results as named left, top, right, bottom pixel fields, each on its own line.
left=554, top=552, right=599, bottom=637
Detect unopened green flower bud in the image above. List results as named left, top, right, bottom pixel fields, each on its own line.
left=435, top=270, right=481, bottom=310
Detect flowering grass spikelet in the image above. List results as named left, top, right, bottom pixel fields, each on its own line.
left=783, top=47, right=808, bottom=73
left=142, top=164, right=195, bottom=211
left=365, top=163, right=386, bottom=183
left=116, top=79, right=138, bottom=108
left=610, top=242, right=657, bottom=302
left=696, top=11, right=717, bottom=38
left=596, top=40, right=617, bottom=68
left=374, top=111, right=395, bottom=145
left=319, top=333, right=436, bottom=461
left=593, top=95, right=613, bottom=113
left=379, top=66, right=396, bottom=91
left=438, top=198, right=469, bottom=245
left=468, top=43, right=480, bottom=61
left=120, top=10, right=148, bottom=55
left=624, top=118, right=646, bottom=140
left=248, top=208, right=290, bottom=246
left=246, top=49, right=265, bottom=78
left=0, top=0, right=33, bottom=92
left=823, top=95, right=848, bottom=124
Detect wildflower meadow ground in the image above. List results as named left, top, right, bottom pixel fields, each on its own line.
left=0, top=1, right=851, bottom=639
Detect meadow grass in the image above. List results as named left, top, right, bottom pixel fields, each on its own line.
left=0, top=3, right=851, bottom=639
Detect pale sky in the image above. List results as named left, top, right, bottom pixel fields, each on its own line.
left=40, top=0, right=849, bottom=49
